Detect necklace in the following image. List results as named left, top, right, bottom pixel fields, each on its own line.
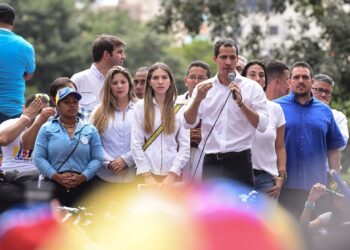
left=59, top=118, right=77, bottom=134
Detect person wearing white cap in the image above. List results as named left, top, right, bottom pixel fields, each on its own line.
left=33, top=87, right=103, bottom=206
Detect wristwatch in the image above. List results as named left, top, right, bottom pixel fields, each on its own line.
left=278, top=170, right=287, bottom=180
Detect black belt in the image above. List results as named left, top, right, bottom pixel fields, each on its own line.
left=206, top=149, right=250, bottom=160
left=253, top=169, right=266, bottom=176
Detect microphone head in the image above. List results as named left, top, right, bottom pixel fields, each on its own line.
left=228, top=72, right=236, bottom=82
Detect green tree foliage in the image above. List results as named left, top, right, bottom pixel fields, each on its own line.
left=165, top=40, right=214, bottom=94
left=6, top=0, right=175, bottom=93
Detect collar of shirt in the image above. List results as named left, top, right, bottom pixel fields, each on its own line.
left=288, top=91, right=314, bottom=106
left=90, top=63, right=105, bottom=82
left=115, top=99, right=136, bottom=112
left=0, top=27, right=12, bottom=33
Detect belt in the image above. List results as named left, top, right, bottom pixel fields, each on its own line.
left=253, top=169, right=266, bottom=176
left=206, top=149, right=250, bottom=160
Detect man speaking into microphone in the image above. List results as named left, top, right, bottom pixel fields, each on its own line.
left=183, top=38, right=268, bottom=187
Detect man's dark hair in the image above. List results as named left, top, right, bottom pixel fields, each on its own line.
left=266, top=61, right=289, bottom=83
left=0, top=3, right=15, bottom=25
left=49, top=77, right=77, bottom=98
left=92, top=34, right=126, bottom=62
left=186, top=60, right=211, bottom=78
left=213, top=38, right=239, bottom=57
left=291, top=61, right=313, bottom=78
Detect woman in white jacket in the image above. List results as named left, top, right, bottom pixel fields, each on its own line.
left=131, top=62, right=190, bottom=188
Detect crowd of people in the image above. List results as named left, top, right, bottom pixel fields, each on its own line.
left=1, top=3, right=350, bottom=248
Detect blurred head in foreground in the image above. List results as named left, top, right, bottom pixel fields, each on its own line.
left=0, top=179, right=306, bottom=250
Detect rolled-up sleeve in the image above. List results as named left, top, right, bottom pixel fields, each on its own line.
left=252, top=87, right=269, bottom=132
left=183, top=87, right=201, bottom=129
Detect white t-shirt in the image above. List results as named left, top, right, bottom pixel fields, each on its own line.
left=251, top=100, right=286, bottom=176
left=0, top=118, right=38, bottom=174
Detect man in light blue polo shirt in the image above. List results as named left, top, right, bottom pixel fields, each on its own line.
left=275, top=61, right=345, bottom=218
left=0, top=3, right=35, bottom=123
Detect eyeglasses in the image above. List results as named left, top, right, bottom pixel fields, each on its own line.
left=35, top=93, right=50, bottom=102
left=134, top=79, right=146, bottom=85
left=187, top=75, right=208, bottom=82
left=312, top=87, right=332, bottom=96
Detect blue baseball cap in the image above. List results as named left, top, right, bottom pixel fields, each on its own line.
left=55, top=87, right=81, bottom=105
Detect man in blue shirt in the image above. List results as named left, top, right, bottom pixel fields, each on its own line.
left=275, top=61, right=345, bottom=218
left=0, top=3, right=35, bottom=123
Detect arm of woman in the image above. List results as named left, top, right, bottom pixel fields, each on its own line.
left=168, top=119, right=190, bottom=177
left=267, top=124, right=286, bottom=198
left=131, top=103, right=154, bottom=181
left=81, top=127, right=103, bottom=181
left=33, top=125, right=57, bottom=179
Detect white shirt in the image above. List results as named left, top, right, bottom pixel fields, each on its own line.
left=71, top=64, right=105, bottom=120
left=177, top=94, right=203, bottom=183
left=332, top=108, right=349, bottom=151
left=0, top=118, right=39, bottom=175
left=251, top=100, right=285, bottom=176
left=131, top=99, right=190, bottom=176
left=183, top=74, right=268, bottom=154
left=92, top=101, right=136, bottom=183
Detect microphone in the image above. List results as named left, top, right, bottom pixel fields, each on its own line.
left=228, top=72, right=236, bottom=82
left=228, top=72, right=237, bottom=99
left=325, top=188, right=344, bottom=198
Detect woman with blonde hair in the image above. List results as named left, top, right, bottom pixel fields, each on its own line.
left=131, top=62, right=190, bottom=188
left=90, top=66, right=138, bottom=185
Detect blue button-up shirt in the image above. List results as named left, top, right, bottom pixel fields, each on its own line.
left=275, top=92, right=345, bottom=190
left=33, top=118, right=103, bottom=180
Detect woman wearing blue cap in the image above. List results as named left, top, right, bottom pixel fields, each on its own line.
left=33, top=87, right=103, bottom=206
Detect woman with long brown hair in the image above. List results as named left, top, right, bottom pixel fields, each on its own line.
left=131, top=62, right=190, bottom=188
left=90, top=66, right=138, bottom=185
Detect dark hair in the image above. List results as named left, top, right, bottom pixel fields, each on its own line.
left=241, top=60, right=267, bottom=90
left=186, top=60, right=211, bottom=78
left=213, top=38, right=239, bottom=57
left=0, top=3, right=15, bottom=25
left=92, top=34, right=126, bottom=62
left=291, top=61, right=313, bottom=78
left=265, top=61, right=289, bottom=82
left=49, top=77, right=77, bottom=98
left=313, top=73, right=335, bottom=86
left=24, top=94, right=49, bottom=108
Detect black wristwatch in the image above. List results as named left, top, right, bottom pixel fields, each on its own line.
left=278, top=170, right=287, bottom=181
